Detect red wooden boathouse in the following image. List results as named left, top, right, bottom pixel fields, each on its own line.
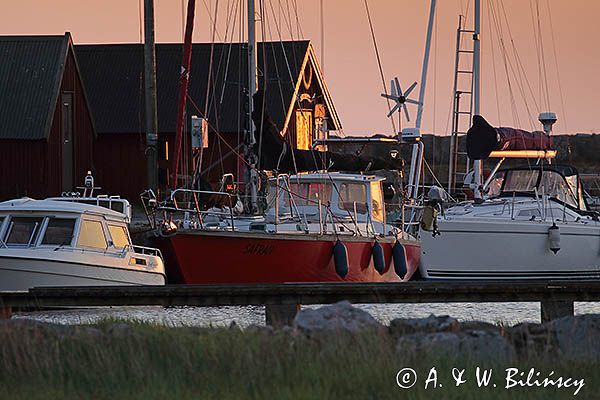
left=75, top=41, right=340, bottom=200
left=0, top=33, right=95, bottom=200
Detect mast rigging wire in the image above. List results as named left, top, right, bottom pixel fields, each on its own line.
left=363, top=0, right=396, bottom=134
left=544, top=0, right=568, bottom=131
left=486, top=4, right=502, bottom=126
left=534, top=0, right=552, bottom=112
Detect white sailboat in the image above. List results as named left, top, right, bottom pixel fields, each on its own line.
left=419, top=0, right=600, bottom=280
left=421, top=160, right=600, bottom=280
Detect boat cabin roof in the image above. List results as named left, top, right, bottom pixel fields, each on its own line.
left=0, top=198, right=128, bottom=222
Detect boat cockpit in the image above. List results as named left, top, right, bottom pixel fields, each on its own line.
left=263, top=173, right=387, bottom=234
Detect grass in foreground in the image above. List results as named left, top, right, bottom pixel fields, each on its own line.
left=0, top=319, right=595, bottom=399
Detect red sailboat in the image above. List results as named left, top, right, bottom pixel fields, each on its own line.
left=150, top=173, right=421, bottom=284
left=141, top=0, right=425, bottom=284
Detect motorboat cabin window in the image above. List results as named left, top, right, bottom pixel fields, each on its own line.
left=77, top=220, right=108, bottom=249
left=5, top=217, right=44, bottom=246
left=42, top=218, right=76, bottom=246
left=370, top=181, right=384, bottom=222
left=338, top=183, right=368, bottom=214
left=108, top=224, right=130, bottom=249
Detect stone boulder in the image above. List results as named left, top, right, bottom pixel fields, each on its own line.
left=548, top=314, right=600, bottom=361
left=506, top=314, right=600, bottom=361
left=397, top=330, right=515, bottom=363
left=389, top=314, right=460, bottom=339
left=506, top=322, right=555, bottom=358
left=293, top=301, right=384, bottom=336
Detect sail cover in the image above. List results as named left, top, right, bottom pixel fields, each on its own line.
left=466, top=115, right=554, bottom=160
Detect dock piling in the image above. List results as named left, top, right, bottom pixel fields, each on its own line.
left=0, top=307, right=12, bottom=319
left=265, top=304, right=299, bottom=327
left=540, top=300, right=574, bottom=322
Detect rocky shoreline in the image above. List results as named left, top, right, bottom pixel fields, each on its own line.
left=261, top=301, right=600, bottom=362
left=298, top=302, right=600, bottom=361
left=6, top=301, right=600, bottom=363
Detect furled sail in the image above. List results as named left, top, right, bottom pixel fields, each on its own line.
left=466, top=115, right=554, bottom=160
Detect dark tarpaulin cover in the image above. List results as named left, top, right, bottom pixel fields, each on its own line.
left=466, top=115, right=554, bottom=160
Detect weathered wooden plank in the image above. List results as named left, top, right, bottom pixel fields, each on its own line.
left=0, top=280, right=599, bottom=309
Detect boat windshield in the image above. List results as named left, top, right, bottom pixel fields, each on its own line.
left=4, top=217, right=44, bottom=246
left=289, top=182, right=332, bottom=206
left=268, top=180, right=333, bottom=210
left=41, top=218, right=76, bottom=246
left=490, top=168, right=580, bottom=208
left=338, top=182, right=368, bottom=214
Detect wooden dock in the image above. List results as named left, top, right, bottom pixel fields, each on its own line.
left=2, top=280, right=600, bottom=325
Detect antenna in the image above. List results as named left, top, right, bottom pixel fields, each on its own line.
left=539, top=112, right=557, bottom=134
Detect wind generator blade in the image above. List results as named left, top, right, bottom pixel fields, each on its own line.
left=403, top=104, right=411, bottom=122
left=381, top=94, right=396, bottom=100
left=404, top=81, right=418, bottom=97
left=390, top=79, right=397, bottom=97
left=405, top=99, right=421, bottom=105
left=387, top=104, right=400, bottom=118
left=394, top=77, right=403, bottom=97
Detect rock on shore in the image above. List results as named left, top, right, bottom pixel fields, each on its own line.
left=292, top=301, right=600, bottom=361
left=293, top=300, right=385, bottom=336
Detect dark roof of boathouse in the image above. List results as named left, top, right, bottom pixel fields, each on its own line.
left=75, top=41, right=341, bottom=135
left=0, top=34, right=73, bottom=140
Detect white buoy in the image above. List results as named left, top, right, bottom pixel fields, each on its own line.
left=548, top=223, right=560, bottom=254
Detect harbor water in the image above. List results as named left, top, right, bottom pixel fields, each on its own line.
left=13, top=302, right=600, bottom=327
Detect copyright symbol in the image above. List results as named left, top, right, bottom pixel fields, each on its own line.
left=396, top=368, right=417, bottom=389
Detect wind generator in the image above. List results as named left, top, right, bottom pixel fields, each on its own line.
left=381, top=78, right=422, bottom=142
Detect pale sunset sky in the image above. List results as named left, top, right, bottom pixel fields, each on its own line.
left=1, top=0, right=599, bottom=135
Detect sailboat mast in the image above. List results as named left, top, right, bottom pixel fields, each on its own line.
left=144, top=0, right=159, bottom=192
left=472, top=0, right=483, bottom=198
left=415, top=0, right=436, bottom=129
left=245, top=0, right=259, bottom=212
left=171, top=0, right=196, bottom=190
left=407, top=0, right=436, bottom=201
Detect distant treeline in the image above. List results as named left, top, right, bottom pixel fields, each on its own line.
left=329, top=133, right=600, bottom=186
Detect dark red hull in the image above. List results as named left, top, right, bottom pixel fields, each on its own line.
left=158, top=231, right=420, bottom=284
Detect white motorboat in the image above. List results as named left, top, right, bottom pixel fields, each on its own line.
left=0, top=197, right=166, bottom=291
left=420, top=165, right=600, bottom=280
